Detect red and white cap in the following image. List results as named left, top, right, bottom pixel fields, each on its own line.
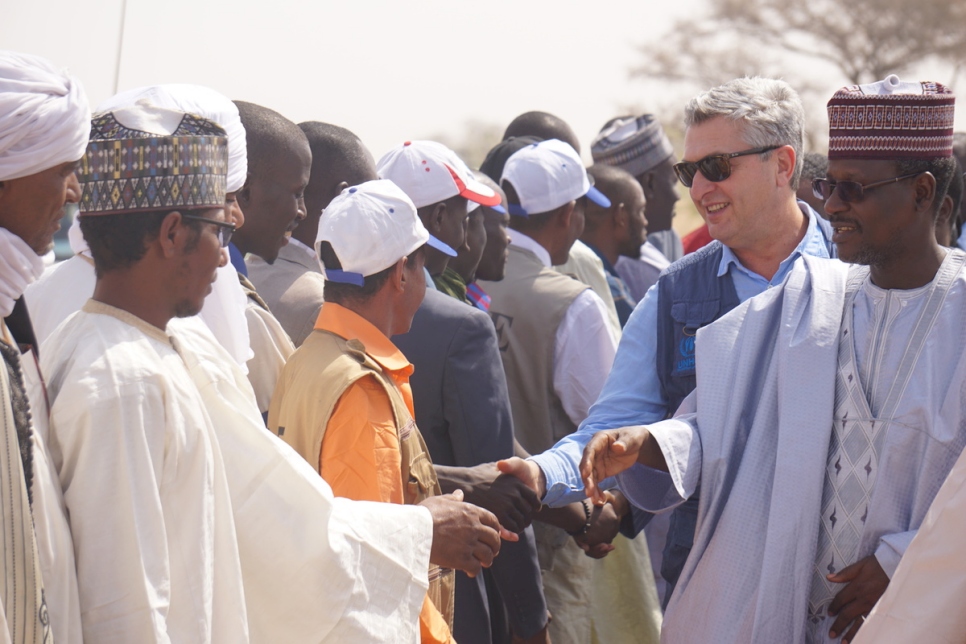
left=377, top=140, right=501, bottom=209
left=316, top=179, right=454, bottom=286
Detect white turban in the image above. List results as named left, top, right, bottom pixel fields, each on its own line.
left=0, top=50, right=90, bottom=181
left=96, top=84, right=248, bottom=192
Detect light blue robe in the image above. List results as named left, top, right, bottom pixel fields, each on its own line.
left=618, top=253, right=966, bottom=643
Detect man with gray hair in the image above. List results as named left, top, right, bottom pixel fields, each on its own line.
left=501, top=77, right=834, bottom=604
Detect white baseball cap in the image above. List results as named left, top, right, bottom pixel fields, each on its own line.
left=316, top=179, right=455, bottom=286
left=377, top=140, right=502, bottom=210
left=501, top=139, right=611, bottom=216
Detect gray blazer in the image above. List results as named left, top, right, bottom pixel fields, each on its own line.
left=246, top=242, right=325, bottom=347
left=394, top=289, right=547, bottom=642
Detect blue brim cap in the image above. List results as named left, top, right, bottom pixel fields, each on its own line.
left=427, top=234, right=457, bottom=257
left=585, top=185, right=612, bottom=208
left=325, top=269, right=365, bottom=286
left=490, top=204, right=506, bottom=215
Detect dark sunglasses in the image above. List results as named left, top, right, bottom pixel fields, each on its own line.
left=811, top=172, right=921, bottom=204
left=180, top=214, right=236, bottom=248
left=673, top=145, right=780, bottom=187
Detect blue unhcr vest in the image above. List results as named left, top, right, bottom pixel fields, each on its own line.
left=652, top=213, right=833, bottom=605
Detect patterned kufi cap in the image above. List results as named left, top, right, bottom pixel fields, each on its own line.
left=591, top=114, right=674, bottom=176
left=78, top=102, right=228, bottom=216
left=827, top=74, right=955, bottom=160
left=95, top=84, right=247, bottom=193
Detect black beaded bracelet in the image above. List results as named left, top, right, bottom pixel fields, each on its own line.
left=567, top=499, right=592, bottom=537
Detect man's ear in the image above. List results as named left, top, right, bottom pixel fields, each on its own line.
left=158, top=211, right=194, bottom=258
left=391, top=256, right=408, bottom=292
left=936, top=194, right=954, bottom=227
left=236, top=175, right=253, bottom=208
left=774, top=145, right=796, bottom=188
left=430, top=202, right=447, bottom=232
left=329, top=180, right=350, bottom=205
left=913, top=171, right=938, bottom=215
left=556, top=201, right=575, bottom=231
left=613, top=202, right=628, bottom=230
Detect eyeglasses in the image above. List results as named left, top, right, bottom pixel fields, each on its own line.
left=180, top=214, right=236, bottom=247
left=811, top=172, right=921, bottom=204
left=672, top=145, right=781, bottom=187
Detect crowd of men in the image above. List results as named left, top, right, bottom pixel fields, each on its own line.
left=1, top=48, right=965, bottom=644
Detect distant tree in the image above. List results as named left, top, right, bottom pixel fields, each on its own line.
left=631, top=0, right=965, bottom=150
left=634, top=0, right=966, bottom=86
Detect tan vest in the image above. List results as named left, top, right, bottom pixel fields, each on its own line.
left=479, top=245, right=589, bottom=454
left=270, top=329, right=454, bottom=628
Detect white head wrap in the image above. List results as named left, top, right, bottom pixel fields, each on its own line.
left=0, top=227, right=44, bottom=317
left=0, top=50, right=90, bottom=181
left=96, top=84, right=248, bottom=192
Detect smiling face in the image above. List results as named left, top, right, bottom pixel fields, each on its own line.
left=823, top=159, right=926, bottom=268
left=683, top=116, right=785, bottom=253
left=234, top=139, right=311, bottom=263
left=0, top=160, right=82, bottom=254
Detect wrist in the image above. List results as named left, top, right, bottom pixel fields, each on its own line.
left=566, top=499, right=592, bottom=537
left=607, top=490, right=630, bottom=517
left=534, top=462, right=547, bottom=499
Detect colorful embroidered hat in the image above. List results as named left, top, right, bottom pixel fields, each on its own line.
left=591, top=114, right=674, bottom=177
left=827, top=74, right=955, bottom=160
left=78, top=103, right=228, bottom=216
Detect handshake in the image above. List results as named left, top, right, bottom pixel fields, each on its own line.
left=425, top=453, right=635, bottom=576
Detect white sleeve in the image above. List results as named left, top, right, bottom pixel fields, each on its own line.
left=177, top=328, right=432, bottom=643
left=553, top=289, right=619, bottom=426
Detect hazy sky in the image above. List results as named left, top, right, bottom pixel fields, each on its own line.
left=3, top=0, right=963, bottom=162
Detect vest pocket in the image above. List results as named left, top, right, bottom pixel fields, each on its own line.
left=405, top=450, right=436, bottom=504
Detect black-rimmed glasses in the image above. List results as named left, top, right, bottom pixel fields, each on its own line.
left=811, top=173, right=921, bottom=204
left=672, top=145, right=781, bottom=187
left=180, top=214, right=236, bottom=248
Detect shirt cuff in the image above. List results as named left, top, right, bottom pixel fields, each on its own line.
left=529, top=451, right=619, bottom=507
left=874, top=530, right=917, bottom=578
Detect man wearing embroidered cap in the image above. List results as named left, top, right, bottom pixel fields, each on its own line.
left=26, top=84, right=254, bottom=374
left=591, top=113, right=683, bottom=267
left=39, top=102, right=251, bottom=642
left=0, top=49, right=90, bottom=644
left=579, top=76, right=966, bottom=644
left=270, top=180, right=512, bottom=644
left=377, top=140, right=501, bottom=291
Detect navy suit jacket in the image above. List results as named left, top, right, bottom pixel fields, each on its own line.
left=394, top=289, right=547, bottom=642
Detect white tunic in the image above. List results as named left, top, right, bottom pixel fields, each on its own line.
left=853, top=442, right=966, bottom=643
left=43, top=301, right=249, bottom=643
left=617, top=252, right=966, bottom=643
left=170, top=316, right=433, bottom=643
